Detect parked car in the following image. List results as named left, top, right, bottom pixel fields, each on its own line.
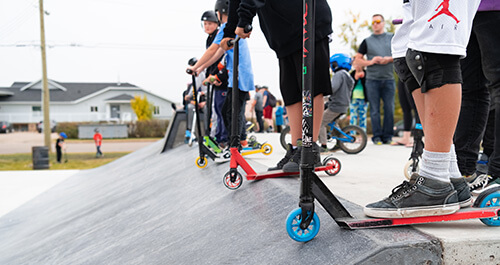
left=0, top=121, right=13, bottom=133
left=37, top=120, right=57, bottom=133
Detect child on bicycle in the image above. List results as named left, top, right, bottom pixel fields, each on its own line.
left=319, top=53, right=355, bottom=152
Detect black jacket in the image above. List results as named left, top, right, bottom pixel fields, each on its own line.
left=224, top=0, right=332, bottom=59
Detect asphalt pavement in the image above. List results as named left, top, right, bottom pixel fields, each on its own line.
left=0, top=133, right=499, bottom=264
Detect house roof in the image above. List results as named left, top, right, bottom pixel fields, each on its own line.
left=0, top=88, right=14, bottom=96
left=0, top=80, right=138, bottom=103
left=105, top=94, right=135, bottom=101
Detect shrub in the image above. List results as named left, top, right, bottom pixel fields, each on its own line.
left=128, top=119, right=169, bottom=138
left=55, top=122, right=81, bottom=139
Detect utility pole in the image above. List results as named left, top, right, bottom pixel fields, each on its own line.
left=39, top=0, right=51, bottom=152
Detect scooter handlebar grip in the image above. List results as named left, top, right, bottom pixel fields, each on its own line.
left=392, top=18, right=403, bottom=25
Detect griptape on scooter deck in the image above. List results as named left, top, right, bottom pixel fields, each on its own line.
left=246, top=164, right=338, bottom=181
left=336, top=207, right=500, bottom=229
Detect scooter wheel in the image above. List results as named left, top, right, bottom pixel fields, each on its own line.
left=323, top=156, right=341, bottom=176
left=196, top=156, right=208, bottom=169
left=262, top=143, right=273, bottom=155
left=286, top=208, right=320, bottom=242
left=403, top=159, right=419, bottom=180
left=473, top=186, right=500, bottom=226
left=223, top=171, right=242, bottom=190
left=249, top=135, right=256, bottom=142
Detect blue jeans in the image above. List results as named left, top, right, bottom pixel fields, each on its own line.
left=365, top=79, right=396, bottom=142
left=214, top=89, right=228, bottom=143
left=454, top=11, right=500, bottom=177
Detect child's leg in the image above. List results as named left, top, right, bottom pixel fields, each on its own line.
left=286, top=94, right=324, bottom=144
left=359, top=100, right=368, bottom=131
left=349, top=100, right=358, bottom=126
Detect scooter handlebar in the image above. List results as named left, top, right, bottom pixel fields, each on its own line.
left=228, top=25, right=253, bottom=47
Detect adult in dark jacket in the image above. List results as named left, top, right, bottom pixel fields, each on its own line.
left=220, top=0, right=333, bottom=172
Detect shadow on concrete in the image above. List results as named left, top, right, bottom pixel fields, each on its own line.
left=0, top=141, right=442, bottom=264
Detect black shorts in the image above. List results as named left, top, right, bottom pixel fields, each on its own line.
left=278, top=37, right=332, bottom=106
left=401, top=50, right=462, bottom=93
left=394, top=57, right=420, bottom=92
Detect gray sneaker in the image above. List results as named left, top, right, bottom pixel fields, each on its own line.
left=364, top=174, right=459, bottom=218
left=450, top=177, right=472, bottom=208
left=282, top=141, right=321, bottom=173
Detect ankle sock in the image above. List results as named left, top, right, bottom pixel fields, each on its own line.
left=448, top=144, right=462, bottom=179
left=419, top=149, right=451, bottom=183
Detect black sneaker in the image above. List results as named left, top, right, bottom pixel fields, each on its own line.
left=282, top=142, right=321, bottom=173
left=466, top=173, right=500, bottom=196
left=268, top=144, right=295, bottom=171
left=364, top=174, right=459, bottom=218
left=450, top=177, right=472, bottom=208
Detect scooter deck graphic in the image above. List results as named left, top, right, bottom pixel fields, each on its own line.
left=247, top=165, right=336, bottom=181
left=337, top=207, right=500, bottom=229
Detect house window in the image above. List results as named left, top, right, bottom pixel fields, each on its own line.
left=32, top=106, right=41, bottom=112
left=90, top=106, right=98, bottom=112
left=153, top=106, right=160, bottom=115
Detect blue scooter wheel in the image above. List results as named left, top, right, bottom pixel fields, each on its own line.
left=286, top=208, right=320, bottom=242
left=475, top=188, right=500, bottom=226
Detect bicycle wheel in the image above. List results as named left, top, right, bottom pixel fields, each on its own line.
left=338, top=125, right=367, bottom=154
left=280, top=125, right=291, bottom=150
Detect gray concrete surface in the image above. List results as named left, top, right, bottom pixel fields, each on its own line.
left=0, top=132, right=156, bottom=154
left=0, top=133, right=499, bottom=264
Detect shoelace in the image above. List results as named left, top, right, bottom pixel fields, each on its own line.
left=469, top=174, right=492, bottom=191
left=389, top=181, right=412, bottom=199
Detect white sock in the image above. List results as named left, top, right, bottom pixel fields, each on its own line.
left=449, top=144, right=463, bottom=179
left=418, top=149, right=451, bottom=183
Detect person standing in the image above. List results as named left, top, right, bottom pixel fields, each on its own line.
left=349, top=67, right=368, bottom=132
left=354, top=14, right=395, bottom=145
left=275, top=100, right=285, bottom=133
left=187, top=0, right=254, bottom=147
left=251, top=85, right=265, bottom=132
left=93, top=128, right=103, bottom=158
left=365, top=0, right=480, bottom=218
left=55, top=132, right=67, bottom=163
left=220, top=0, right=333, bottom=172
left=454, top=0, right=500, bottom=192
left=260, top=86, right=274, bottom=132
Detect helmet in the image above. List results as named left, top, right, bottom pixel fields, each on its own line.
left=188, top=57, right=198, bottom=66
left=60, top=132, right=67, bottom=138
left=201, top=10, right=219, bottom=24
left=214, top=0, right=229, bottom=14
left=330, top=53, right=352, bottom=71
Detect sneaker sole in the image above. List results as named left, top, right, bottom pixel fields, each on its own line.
left=458, top=197, right=473, bottom=208
left=364, top=203, right=460, bottom=219
left=471, top=184, right=500, bottom=196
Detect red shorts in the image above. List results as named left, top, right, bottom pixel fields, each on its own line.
left=263, top=105, right=273, bottom=119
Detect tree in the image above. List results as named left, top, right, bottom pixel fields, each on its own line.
left=131, top=95, right=153, bottom=121
left=338, top=11, right=396, bottom=55
left=338, top=11, right=370, bottom=55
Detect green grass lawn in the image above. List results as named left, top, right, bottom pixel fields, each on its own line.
left=0, top=152, right=131, bottom=171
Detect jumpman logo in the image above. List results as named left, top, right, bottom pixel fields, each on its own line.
left=428, top=0, right=460, bottom=23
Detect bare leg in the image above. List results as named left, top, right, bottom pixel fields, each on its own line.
left=286, top=102, right=302, bottom=146
left=286, top=94, right=324, bottom=145
left=415, top=84, right=461, bottom=152
left=313, top=94, right=325, bottom=142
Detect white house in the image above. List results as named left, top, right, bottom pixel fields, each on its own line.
left=0, top=79, right=175, bottom=131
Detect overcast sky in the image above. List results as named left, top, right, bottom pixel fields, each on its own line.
left=0, top=0, right=402, bottom=103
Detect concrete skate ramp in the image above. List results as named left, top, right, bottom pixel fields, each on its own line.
left=0, top=141, right=442, bottom=264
